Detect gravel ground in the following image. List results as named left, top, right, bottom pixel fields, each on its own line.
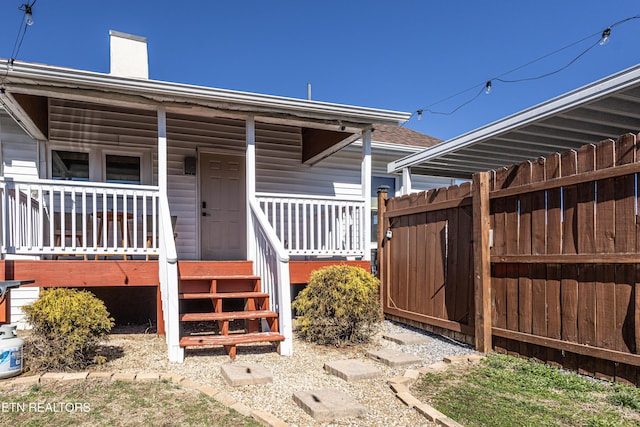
left=91, top=320, right=477, bottom=427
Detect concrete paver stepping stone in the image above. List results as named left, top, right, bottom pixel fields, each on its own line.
left=323, top=359, right=381, bottom=382
left=293, top=389, right=366, bottom=422
left=383, top=332, right=430, bottom=345
left=220, top=363, right=273, bottom=387
left=366, top=348, right=421, bottom=367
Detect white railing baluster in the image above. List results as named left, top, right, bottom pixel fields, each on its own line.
left=71, top=188, right=77, bottom=251
left=123, top=191, right=128, bottom=250
left=60, top=187, right=66, bottom=250
left=279, top=198, right=284, bottom=245
left=254, top=193, right=365, bottom=258
left=48, top=185, right=56, bottom=251
left=133, top=193, right=138, bottom=250
left=287, top=200, right=292, bottom=251
left=26, top=184, right=32, bottom=248
left=81, top=189, right=87, bottom=249
left=324, top=203, right=329, bottom=251
left=37, top=187, right=44, bottom=249
left=0, top=179, right=161, bottom=259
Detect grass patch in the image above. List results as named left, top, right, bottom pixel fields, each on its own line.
left=412, top=354, right=640, bottom=427
left=0, top=379, right=261, bottom=427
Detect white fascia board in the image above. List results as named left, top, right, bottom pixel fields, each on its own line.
left=350, top=140, right=425, bottom=154
left=388, top=63, right=640, bottom=173
left=2, top=61, right=411, bottom=125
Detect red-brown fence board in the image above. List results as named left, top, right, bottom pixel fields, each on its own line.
left=382, top=182, right=474, bottom=336
left=576, top=144, right=596, bottom=377
left=381, top=132, right=640, bottom=386
left=545, top=152, right=564, bottom=367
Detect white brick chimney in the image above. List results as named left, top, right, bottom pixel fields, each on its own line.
left=109, top=30, right=148, bottom=79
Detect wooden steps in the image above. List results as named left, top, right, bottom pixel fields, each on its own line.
left=177, top=261, right=282, bottom=359
left=179, top=332, right=285, bottom=359
left=180, top=291, right=269, bottom=300
left=180, top=310, right=278, bottom=322
left=180, top=332, right=285, bottom=347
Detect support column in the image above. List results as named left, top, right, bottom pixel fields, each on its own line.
left=246, top=116, right=256, bottom=259
left=157, top=106, right=183, bottom=362
left=157, top=107, right=167, bottom=194
left=401, top=167, right=412, bottom=195
left=473, top=171, right=492, bottom=353
left=361, top=128, right=372, bottom=261
left=376, top=185, right=389, bottom=310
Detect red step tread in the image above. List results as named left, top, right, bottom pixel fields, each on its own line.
left=179, top=292, right=269, bottom=300
left=179, top=275, right=260, bottom=281
left=179, top=332, right=285, bottom=347
left=180, top=310, right=278, bottom=322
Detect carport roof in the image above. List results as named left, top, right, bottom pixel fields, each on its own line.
left=388, top=64, right=640, bottom=179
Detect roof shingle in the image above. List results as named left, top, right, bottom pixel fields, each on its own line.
left=372, top=124, right=441, bottom=148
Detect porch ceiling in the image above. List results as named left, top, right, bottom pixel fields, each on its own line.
left=388, top=64, right=640, bottom=179
left=46, top=99, right=359, bottom=160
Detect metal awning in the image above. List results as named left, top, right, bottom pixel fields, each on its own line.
left=388, top=64, right=640, bottom=179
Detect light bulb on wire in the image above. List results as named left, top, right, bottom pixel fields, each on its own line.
left=599, top=28, right=611, bottom=45
left=20, top=3, right=34, bottom=26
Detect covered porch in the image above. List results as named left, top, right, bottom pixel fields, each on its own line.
left=0, top=58, right=409, bottom=362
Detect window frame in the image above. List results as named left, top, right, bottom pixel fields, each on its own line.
left=47, top=143, right=152, bottom=185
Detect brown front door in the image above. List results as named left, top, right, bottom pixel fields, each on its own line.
left=199, top=152, right=246, bottom=260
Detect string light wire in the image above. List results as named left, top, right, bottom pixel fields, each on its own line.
left=1, top=1, right=38, bottom=90
left=409, top=14, right=640, bottom=123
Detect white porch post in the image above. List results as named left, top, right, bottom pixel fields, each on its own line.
left=158, top=107, right=168, bottom=193
left=246, top=116, right=256, bottom=258
left=361, top=128, right=372, bottom=261
left=158, top=106, right=183, bottom=363
left=401, top=167, right=412, bottom=195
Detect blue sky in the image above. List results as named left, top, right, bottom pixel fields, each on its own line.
left=1, top=1, right=638, bottom=140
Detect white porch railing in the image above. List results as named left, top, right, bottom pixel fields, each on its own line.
left=249, top=197, right=292, bottom=356
left=0, top=178, right=159, bottom=258
left=255, top=193, right=366, bottom=257
left=157, top=195, right=182, bottom=363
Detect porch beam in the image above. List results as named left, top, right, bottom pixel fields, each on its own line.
left=361, top=128, right=372, bottom=261
left=5, top=84, right=158, bottom=111
left=6, top=84, right=400, bottom=132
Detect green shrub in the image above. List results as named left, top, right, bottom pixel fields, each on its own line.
left=23, top=288, right=114, bottom=371
left=292, top=265, right=382, bottom=346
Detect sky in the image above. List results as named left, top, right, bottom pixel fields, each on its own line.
left=1, top=1, right=639, bottom=141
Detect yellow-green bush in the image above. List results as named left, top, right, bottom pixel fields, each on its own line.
left=292, top=265, right=382, bottom=346
left=22, top=288, right=114, bottom=371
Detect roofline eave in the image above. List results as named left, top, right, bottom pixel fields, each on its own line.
left=388, top=63, right=640, bottom=174
left=2, top=61, right=411, bottom=126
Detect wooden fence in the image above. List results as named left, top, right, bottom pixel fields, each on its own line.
left=379, top=133, right=640, bottom=386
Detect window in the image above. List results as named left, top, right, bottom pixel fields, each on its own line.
left=52, top=150, right=89, bottom=181
left=105, top=154, right=141, bottom=185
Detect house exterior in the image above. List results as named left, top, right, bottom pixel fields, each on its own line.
left=0, top=31, right=448, bottom=362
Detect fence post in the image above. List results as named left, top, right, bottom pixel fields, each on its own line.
left=473, top=171, right=492, bottom=353
left=377, top=186, right=389, bottom=308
